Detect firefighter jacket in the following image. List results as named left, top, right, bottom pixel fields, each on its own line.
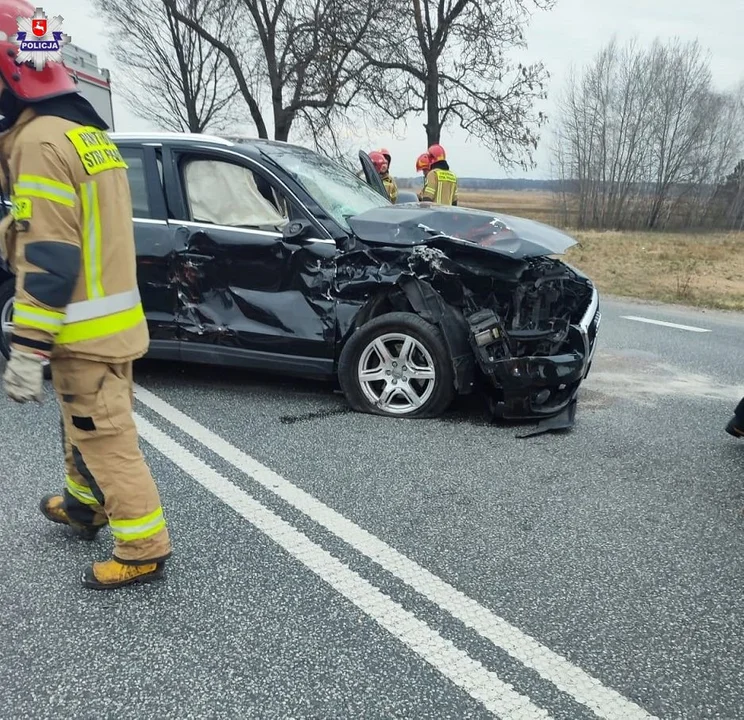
left=382, top=172, right=398, bottom=204
left=420, top=162, right=458, bottom=206
left=0, top=107, right=148, bottom=363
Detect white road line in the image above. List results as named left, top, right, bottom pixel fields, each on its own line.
left=134, top=384, right=658, bottom=720
left=621, top=315, right=711, bottom=333
left=133, top=412, right=552, bottom=720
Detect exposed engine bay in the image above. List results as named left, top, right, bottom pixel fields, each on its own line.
left=339, top=208, right=601, bottom=434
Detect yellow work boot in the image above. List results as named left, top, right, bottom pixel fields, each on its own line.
left=39, top=494, right=106, bottom=541
left=82, top=558, right=166, bottom=590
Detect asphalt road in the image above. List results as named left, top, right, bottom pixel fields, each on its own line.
left=0, top=295, right=742, bottom=720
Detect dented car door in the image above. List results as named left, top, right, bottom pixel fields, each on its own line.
left=163, top=144, right=338, bottom=376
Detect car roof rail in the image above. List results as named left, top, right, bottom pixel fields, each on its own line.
left=109, top=131, right=235, bottom=146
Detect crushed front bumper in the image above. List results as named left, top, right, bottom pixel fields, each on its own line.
left=469, top=286, right=601, bottom=420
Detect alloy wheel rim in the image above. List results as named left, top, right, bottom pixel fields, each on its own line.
left=357, top=332, right=436, bottom=414
left=1, top=296, right=13, bottom=353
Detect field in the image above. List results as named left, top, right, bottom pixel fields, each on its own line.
left=456, top=189, right=744, bottom=311
left=456, top=189, right=567, bottom=225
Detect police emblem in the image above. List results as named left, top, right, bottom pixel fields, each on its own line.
left=13, top=7, right=70, bottom=71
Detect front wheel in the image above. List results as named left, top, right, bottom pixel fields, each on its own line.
left=0, top=279, right=52, bottom=379
left=338, top=312, right=455, bottom=418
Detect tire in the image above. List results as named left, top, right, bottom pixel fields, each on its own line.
left=338, top=311, right=455, bottom=419
left=0, top=279, right=52, bottom=379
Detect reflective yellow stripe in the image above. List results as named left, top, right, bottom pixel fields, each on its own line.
left=80, top=181, right=104, bottom=299
left=109, top=506, right=166, bottom=542
left=65, top=288, right=141, bottom=324
left=13, top=302, right=65, bottom=334
left=14, top=174, right=76, bottom=207
left=56, top=302, right=145, bottom=345
left=65, top=475, right=100, bottom=506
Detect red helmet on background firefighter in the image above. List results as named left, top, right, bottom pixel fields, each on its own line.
left=368, top=150, right=389, bottom=174
left=368, top=150, right=398, bottom=203
left=427, top=144, right=447, bottom=164
left=415, top=153, right=430, bottom=174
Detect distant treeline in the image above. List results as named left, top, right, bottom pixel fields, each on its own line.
left=395, top=177, right=560, bottom=191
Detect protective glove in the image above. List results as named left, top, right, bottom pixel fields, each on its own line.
left=3, top=348, right=46, bottom=403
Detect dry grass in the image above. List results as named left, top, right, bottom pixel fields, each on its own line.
left=565, top=231, right=744, bottom=311
left=455, top=189, right=744, bottom=311
left=458, top=189, right=562, bottom=224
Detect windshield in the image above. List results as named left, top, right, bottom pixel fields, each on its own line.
left=257, top=144, right=390, bottom=231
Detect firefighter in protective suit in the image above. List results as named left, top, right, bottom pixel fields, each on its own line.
left=369, top=150, right=398, bottom=203
left=0, top=0, right=171, bottom=589
left=415, top=152, right=431, bottom=184
left=419, top=144, right=458, bottom=206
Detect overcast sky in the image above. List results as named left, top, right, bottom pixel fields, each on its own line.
left=50, top=0, right=743, bottom=178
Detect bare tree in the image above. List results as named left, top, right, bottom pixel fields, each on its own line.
left=93, top=0, right=240, bottom=132
left=352, top=0, right=554, bottom=171
left=553, top=36, right=744, bottom=231
left=161, top=0, right=387, bottom=148
left=644, top=40, right=713, bottom=228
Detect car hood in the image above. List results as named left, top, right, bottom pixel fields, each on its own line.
left=346, top=203, right=578, bottom=259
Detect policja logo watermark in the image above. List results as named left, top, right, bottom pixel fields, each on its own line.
left=12, top=6, right=70, bottom=71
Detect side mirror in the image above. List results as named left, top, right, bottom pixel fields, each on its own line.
left=282, top=219, right=314, bottom=243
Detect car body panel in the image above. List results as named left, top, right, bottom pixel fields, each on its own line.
left=154, top=141, right=341, bottom=374
left=346, top=204, right=579, bottom=258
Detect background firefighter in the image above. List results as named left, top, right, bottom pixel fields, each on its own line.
left=0, top=0, right=171, bottom=590
left=378, top=147, right=392, bottom=171
left=726, top=397, right=744, bottom=438
left=415, top=152, right=431, bottom=190
left=419, top=144, right=458, bottom=206
left=369, top=150, right=398, bottom=203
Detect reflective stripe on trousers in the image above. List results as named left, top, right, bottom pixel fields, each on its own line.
left=109, top=506, right=167, bottom=543
left=65, top=474, right=100, bottom=506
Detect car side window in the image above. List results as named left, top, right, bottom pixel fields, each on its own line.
left=180, top=156, right=291, bottom=231
left=118, top=147, right=151, bottom=219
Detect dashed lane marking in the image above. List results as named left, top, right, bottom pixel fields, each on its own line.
left=133, top=412, right=553, bottom=720
left=621, top=315, right=711, bottom=333
left=133, top=384, right=658, bottom=720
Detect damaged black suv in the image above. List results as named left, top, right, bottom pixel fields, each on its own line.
left=0, top=132, right=600, bottom=424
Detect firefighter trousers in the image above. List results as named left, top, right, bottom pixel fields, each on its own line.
left=52, top=356, right=172, bottom=565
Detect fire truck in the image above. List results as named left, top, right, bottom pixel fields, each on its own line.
left=61, top=42, right=115, bottom=129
